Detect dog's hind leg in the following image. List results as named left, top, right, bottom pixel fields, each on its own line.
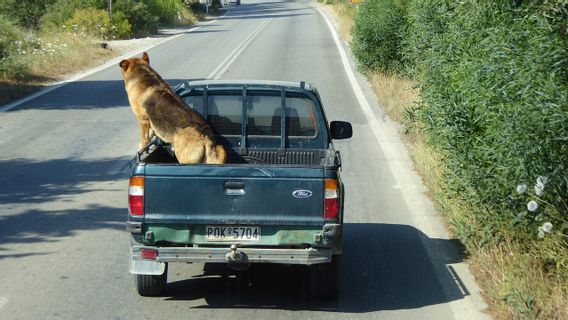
left=138, top=118, right=152, bottom=150
left=206, top=144, right=227, bottom=164
left=173, top=128, right=207, bottom=164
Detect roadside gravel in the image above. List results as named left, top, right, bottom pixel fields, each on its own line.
left=107, top=27, right=194, bottom=56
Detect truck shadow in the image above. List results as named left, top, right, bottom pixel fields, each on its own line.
left=164, top=223, right=469, bottom=312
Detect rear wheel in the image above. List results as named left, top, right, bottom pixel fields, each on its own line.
left=308, top=255, right=341, bottom=299
left=136, top=264, right=168, bottom=296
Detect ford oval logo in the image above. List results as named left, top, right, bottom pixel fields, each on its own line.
left=293, top=190, right=313, bottom=199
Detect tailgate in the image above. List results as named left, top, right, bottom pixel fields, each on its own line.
left=142, top=165, right=326, bottom=225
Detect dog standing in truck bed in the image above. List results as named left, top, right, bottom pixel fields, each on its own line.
left=119, top=52, right=226, bottom=164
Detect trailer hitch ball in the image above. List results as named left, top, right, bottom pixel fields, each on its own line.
left=226, top=244, right=243, bottom=262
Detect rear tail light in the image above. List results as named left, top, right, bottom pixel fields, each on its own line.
left=128, top=176, right=144, bottom=216
left=324, top=179, right=339, bottom=220
left=140, top=249, right=158, bottom=260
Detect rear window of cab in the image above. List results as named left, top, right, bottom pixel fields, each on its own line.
left=182, top=91, right=319, bottom=139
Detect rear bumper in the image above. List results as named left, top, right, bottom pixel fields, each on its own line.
left=130, top=245, right=333, bottom=275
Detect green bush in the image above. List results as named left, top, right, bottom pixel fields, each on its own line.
left=110, top=11, right=133, bottom=39
left=0, top=0, right=55, bottom=29
left=41, top=0, right=104, bottom=30
left=144, top=0, right=185, bottom=23
left=405, top=0, right=568, bottom=245
left=351, top=0, right=406, bottom=72
left=351, top=0, right=407, bottom=73
left=65, top=7, right=131, bottom=40
left=0, top=14, right=30, bottom=79
left=113, top=0, right=159, bottom=36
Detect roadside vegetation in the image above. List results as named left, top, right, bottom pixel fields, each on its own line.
left=325, top=0, right=568, bottom=318
left=0, top=0, right=213, bottom=105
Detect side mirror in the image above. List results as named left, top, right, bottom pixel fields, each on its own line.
left=330, top=121, right=353, bottom=140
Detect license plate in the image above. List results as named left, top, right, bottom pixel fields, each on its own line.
left=204, top=225, right=261, bottom=241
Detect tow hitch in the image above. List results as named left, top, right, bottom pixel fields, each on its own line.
left=225, top=244, right=250, bottom=270
left=225, top=244, right=244, bottom=262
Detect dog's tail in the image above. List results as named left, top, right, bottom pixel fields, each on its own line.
left=206, top=143, right=227, bottom=164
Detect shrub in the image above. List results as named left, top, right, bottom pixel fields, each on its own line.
left=113, top=0, right=159, bottom=36
left=110, top=11, right=132, bottom=39
left=351, top=0, right=407, bottom=73
left=41, top=0, right=104, bottom=30
left=65, top=7, right=131, bottom=40
left=0, top=0, right=55, bottom=29
left=0, top=14, right=30, bottom=79
left=144, top=0, right=185, bottom=23
left=405, top=0, right=568, bottom=245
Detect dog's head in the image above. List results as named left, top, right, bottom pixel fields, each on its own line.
left=119, top=52, right=150, bottom=79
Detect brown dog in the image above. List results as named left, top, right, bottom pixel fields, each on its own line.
left=119, top=52, right=226, bottom=164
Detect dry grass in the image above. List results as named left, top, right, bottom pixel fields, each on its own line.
left=1, top=31, right=119, bottom=105
left=369, top=71, right=417, bottom=123
left=471, top=239, right=568, bottom=319
left=28, top=32, right=117, bottom=81
left=330, top=2, right=355, bottom=43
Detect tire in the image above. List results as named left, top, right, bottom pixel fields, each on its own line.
left=136, top=264, right=168, bottom=296
left=308, top=255, right=341, bottom=299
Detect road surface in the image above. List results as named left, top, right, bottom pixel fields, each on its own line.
left=0, top=1, right=489, bottom=319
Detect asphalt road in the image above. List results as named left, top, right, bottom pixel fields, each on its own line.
left=0, top=1, right=490, bottom=319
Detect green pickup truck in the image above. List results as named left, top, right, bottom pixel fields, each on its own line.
left=126, top=80, right=352, bottom=298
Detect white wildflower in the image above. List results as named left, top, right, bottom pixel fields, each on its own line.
left=542, top=222, right=553, bottom=233
left=516, top=184, right=528, bottom=194
left=538, top=230, right=545, bottom=239
left=536, top=175, right=548, bottom=187
left=535, top=183, right=545, bottom=196
left=527, top=200, right=539, bottom=212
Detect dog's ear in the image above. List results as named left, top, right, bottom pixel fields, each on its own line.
left=119, top=59, right=130, bottom=71
left=142, top=52, right=149, bottom=65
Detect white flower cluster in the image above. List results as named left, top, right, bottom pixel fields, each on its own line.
left=537, top=222, right=553, bottom=239
left=13, top=36, right=69, bottom=57
left=516, top=175, right=555, bottom=238
left=535, top=175, right=548, bottom=196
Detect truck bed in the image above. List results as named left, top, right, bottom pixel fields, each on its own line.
left=139, top=144, right=330, bottom=166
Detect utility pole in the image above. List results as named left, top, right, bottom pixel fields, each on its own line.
left=108, top=0, right=113, bottom=20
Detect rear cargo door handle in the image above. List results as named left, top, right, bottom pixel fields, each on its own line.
left=224, top=181, right=245, bottom=196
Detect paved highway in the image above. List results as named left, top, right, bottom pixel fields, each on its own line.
left=0, top=1, right=489, bottom=319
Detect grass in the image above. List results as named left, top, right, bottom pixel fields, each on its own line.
left=326, top=1, right=568, bottom=319
left=27, top=32, right=115, bottom=80
left=0, top=30, right=118, bottom=105
left=472, top=238, right=568, bottom=319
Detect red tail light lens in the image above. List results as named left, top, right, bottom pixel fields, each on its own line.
left=128, top=176, right=144, bottom=216
left=324, top=198, right=339, bottom=219
left=140, top=249, right=158, bottom=260
left=324, top=179, right=339, bottom=220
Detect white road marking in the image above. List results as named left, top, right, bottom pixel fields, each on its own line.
left=315, top=5, right=490, bottom=320
left=207, top=18, right=271, bottom=79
